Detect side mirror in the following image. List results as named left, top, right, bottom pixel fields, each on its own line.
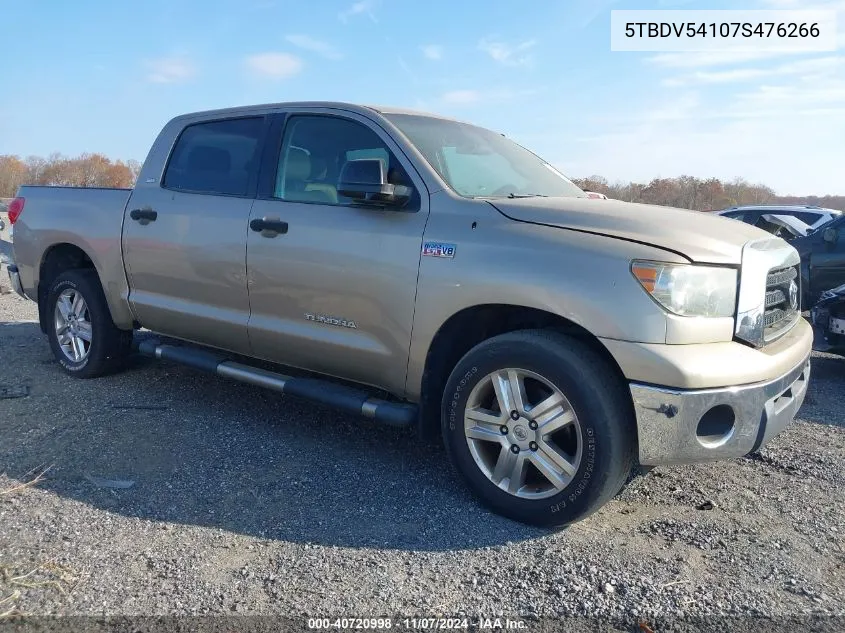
left=823, top=227, right=839, bottom=244
left=337, top=158, right=412, bottom=208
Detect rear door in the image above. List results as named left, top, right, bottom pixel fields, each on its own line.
left=245, top=110, right=430, bottom=395
left=122, top=115, right=267, bottom=353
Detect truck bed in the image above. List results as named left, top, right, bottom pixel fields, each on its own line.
left=11, top=185, right=134, bottom=327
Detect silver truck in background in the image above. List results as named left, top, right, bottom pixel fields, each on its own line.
left=6, top=102, right=812, bottom=526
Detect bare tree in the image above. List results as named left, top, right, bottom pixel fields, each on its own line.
left=3, top=155, right=843, bottom=211
left=0, top=155, right=28, bottom=197
left=0, top=152, right=137, bottom=190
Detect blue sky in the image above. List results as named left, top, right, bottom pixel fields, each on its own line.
left=0, top=0, right=843, bottom=194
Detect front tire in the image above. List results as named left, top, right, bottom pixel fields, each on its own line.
left=46, top=269, right=132, bottom=378
left=441, top=330, right=635, bottom=527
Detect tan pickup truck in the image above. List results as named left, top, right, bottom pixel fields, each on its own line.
left=6, top=102, right=812, bottom=526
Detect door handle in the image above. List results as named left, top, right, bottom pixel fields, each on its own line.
left=250, top=217, right=289, bottom=237
left=129, top=208, right=158, bottom=222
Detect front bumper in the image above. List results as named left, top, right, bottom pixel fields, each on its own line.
left=631, top=355, right=810, bottom=466
left=6, top=264, right=27, bottom=299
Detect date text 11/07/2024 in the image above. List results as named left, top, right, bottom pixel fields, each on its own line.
left=306, top=617, right=529, bottom=630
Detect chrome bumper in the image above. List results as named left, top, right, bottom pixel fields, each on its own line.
left=631, top=356, right=810, bottom=466
left=6, top=264, right=27, bottom=299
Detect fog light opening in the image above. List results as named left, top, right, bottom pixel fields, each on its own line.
left=696, top=405, right=736, bottom=448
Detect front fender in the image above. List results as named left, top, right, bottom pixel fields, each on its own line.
left=405, top=202, right=684, bottom=400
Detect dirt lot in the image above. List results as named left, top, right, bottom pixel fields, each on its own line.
left=1, top=287, right=844, bottom=630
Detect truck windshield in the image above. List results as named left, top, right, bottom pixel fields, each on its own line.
left=384, top=113, right=586, bottom=200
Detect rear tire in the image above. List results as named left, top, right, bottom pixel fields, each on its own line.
left=45, top=269, right=132, bottom=378
left=441, top=329, right=635, bottom=527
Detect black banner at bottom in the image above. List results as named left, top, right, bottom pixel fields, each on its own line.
left=0, top=616, right=844, bottom=633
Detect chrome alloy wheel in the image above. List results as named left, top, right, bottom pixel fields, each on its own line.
left=54, top=288, right=92, bottom=363
left=464, top=368, right=583, bottom=499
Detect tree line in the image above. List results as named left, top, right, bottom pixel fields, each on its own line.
left=571, top=175, right=845, bottom=212
left=1, top=153, right=842, bottom=212
left=0, top=154, right=141, bottom=197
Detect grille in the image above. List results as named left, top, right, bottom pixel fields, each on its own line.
left=763, top=265, right=799, bottom=342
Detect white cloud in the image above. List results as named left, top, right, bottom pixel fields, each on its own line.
left=663, top=55, right=844, bottom=86
left=478, top=37, right=536, bottom=67
left=566, top=76, right=845, bottom=195
left=245, top=53, right=303, bottom=79
left=759, top=0, right=845, bottom=8
left=544, top=0, right=845, bottom=194
left=397, top=56, right=418, bottom=84
left=285, top=34, right=342, bottom=60
left=569, top=0, right=623, bottom=28
left=569, top=119, right=844, bottom=195
left=421, top=44, right=443, bottom=61
left=647, top=50, right=803, bottom=68
left=662, top=68, right=767, bottom=87
left=440, top=88, right=539, bottom=107
left=338, top=0, right=377, bottom=22
left=733, top=78, right=845, bottom=112
left=441, top=90, right=481, bottom=105
left=144, top=56, right=196, bottom=84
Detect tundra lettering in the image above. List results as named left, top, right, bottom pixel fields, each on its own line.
left=305, top=313, right=358, bottom=329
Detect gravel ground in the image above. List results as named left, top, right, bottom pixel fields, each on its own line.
left=1, top=285, right=844, bottom=631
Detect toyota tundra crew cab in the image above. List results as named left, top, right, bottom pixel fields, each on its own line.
left=6, top=102, right=812, bottom=526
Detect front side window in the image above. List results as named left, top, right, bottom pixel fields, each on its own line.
left=274, top=115, right=410, bottom=205
left=163, top=117, right=264, bottom=196
left=384, top=113, right=585, bottom=199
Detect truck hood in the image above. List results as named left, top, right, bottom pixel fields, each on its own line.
left=488, top=197, right=770, bottom=265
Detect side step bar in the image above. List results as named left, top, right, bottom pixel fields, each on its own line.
left=136, top=340, right=418, bottom=428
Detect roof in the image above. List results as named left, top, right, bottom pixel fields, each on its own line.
left=172, top=101, right=466, bottom=124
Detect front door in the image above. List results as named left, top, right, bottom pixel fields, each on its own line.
left=246, top=111, right=429, bottom=395
left=122, top=116, right=266, bottom=354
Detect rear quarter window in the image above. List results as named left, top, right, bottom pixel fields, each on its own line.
left=163, top=117, right=264, bottom=196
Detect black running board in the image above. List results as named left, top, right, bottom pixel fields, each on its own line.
left=136, top=340, right=418, bottom=428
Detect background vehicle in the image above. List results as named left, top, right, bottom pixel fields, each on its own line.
left=811, top=283, right=845, bottom=353
left=6, top=102, right=812, bottom=527
left=790, top=214, right=845, bottom=308
left=717, top=205, right=841, bottom=240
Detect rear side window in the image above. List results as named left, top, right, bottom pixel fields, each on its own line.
left=163, top=117, right=264, bottom=196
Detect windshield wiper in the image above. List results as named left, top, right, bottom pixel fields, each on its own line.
left=506, top=193, right=548, bottom=198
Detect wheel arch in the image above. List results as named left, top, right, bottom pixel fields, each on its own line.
left=416, top=303, right=631, bottom=440
left=35, top=242, right=132, bottom=335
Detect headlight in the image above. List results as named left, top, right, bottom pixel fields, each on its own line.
left=631, top=261, right=737, bottom=318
